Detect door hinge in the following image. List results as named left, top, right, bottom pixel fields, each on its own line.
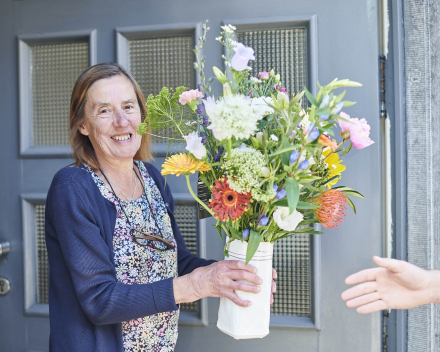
left=380, top=55, right=387, bottom=119
left=382, top=309, right=391, bottom=351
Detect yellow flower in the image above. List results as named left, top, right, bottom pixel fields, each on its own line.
left=322, top=148, right=346, bottom=188
left=161, top=153, right=210, bottom=177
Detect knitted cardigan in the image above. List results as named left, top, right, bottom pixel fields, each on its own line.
left=45, top=162, right=214, bottom=351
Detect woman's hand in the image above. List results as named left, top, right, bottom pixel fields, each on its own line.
left=341, top=256, right=440, bottom=313
left=174, top=261, right=276, bottom=307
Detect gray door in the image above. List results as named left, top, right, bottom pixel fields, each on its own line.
left=0, top=0, right=382, bottom=351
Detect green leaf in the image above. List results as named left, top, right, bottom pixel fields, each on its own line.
left=314, top=107, right=332, bottom=116
left=346, top=196, right=356, bottom=214
left=304, top=87, right=318, bottom=106
left=285, top=177, right=300, bottom=214
left=214, top=221, right=223, bottom=241
left=297, top=201, right=319, bottom=209
left=280, top=137, right=291, bottom=165
left=298, top=218, right=321, bottom=225
left=270, top=144, right=301, bottom=157
left=340, top=142, right=352, bottom=156
left=229, top=227, right=243, bottom=241
left=319, top=175, right=341, bottom=187
left=343, top=101, right=356, bottom=107
left=246, top=230, right=262, bottom=265
left=334, top=90, right=346, bottom=104
left=292, top=226, right=315, bottom=233
left=333, top=186, right=365, bottom=199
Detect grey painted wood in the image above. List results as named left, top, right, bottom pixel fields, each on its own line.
left=403, top=0, right=440, bottom=351
left=0, top=0, right=382, bottom=351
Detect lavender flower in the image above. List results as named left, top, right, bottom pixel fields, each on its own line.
left=197, top=103, right=205, bottom=116
left=214, top=146, right=224, bottom=162
left=299, top=160, right=310, bottom=171
left=276, top=189, right=287, bottom=200
left=231, top=43, right=255, bottom=71
left=309, top=128, right=320, bottom=142
left=290, top=151, right=300, bottom=164
left=259, top=215, right=269, bottom=227
left=200, top=132, right=207, bottom=143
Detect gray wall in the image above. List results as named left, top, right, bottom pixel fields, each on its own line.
left=403, top=0, right=440, bottom=350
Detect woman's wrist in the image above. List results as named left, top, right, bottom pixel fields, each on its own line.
left=173, top=270, right=202, bottom=304
left=427, top=270, right=440, bottom=304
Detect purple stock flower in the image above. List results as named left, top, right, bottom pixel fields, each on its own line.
left=200, top=132, right=207, bottom=143
left=242, top=229, right=250, bottom=240
left=309, top=128, right=320, bottom=142
left=290, top=151, right=300, bottom=164
left=299, top=160, right=310, bottom=171
left=202, top=115, right=209, bottom=127
left=214, top=146, right=224, bottom=162
left=276, top=189, right=287, bottom=200
left=259, top=215, right=269, bottom=227
left=231, top=43, right=255, bottom=71
left=197, top=103, right=205, bottom=116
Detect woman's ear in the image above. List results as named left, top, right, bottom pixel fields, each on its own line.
left=78, top=123, right=89, bottom=136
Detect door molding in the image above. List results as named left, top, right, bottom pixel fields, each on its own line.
left=18, top=29, right=97, bottom=158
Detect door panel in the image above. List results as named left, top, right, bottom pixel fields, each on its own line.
left=0, top=0, right=381, bottom=351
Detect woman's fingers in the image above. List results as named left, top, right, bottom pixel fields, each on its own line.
left=345, top=267, right=380, bottom=286
left=230, top=280, right=261, bottom=294
left=229, top=270, right=262, bottom=286
left=224, top=260, right=258, bottom=274
left=341, top=281, right=377, bottom=301
left=272, top=268, right=277, bottom=279
left=271, top=279, right=276, bottom=293
left=373, top=256, right=406, bottom=273
left=223, top=291, right=252, bottom=307
left=356, top=300, right=387, bottom=314
left=345, top=291, right=380, bottom=308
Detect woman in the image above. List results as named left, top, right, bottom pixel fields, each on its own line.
left=45, top=63, right=275, bottom=351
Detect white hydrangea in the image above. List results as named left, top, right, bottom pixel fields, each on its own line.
left=222, top=147, right=276, bottom=202
left=203, top=95, right=262, bottom=140
left=250, top=96, right=274, bottom=118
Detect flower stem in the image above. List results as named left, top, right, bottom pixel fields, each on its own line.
left=185, top=175, right=231, bottom=237
left=226, top=138, right=232, bottom=161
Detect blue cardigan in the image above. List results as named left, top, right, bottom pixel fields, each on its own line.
left=45, top=162, right=214, bottom=351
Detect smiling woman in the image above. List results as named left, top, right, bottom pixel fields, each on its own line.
left=44, top=63, right=274, bottom=352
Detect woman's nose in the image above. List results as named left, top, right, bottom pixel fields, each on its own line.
left=113, top=109, right=130, bottom=127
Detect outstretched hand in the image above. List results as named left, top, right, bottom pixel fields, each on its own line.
left=341, top=256, right=436, bottom=313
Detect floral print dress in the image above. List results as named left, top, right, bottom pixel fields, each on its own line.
left=86, top=161, right=179, bottom=352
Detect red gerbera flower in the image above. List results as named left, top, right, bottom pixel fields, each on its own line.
left=313, top=189, right=348, bottom=228
left=209, top=178, right=251, bottom=221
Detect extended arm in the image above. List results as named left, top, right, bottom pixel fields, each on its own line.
left=341, top=256, right=440, bottom=313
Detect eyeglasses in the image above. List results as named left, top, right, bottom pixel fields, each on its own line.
left=131, top=228, right=174, bottom=251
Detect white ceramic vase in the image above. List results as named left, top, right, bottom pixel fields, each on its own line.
left=217, top=239, right=274, bottom=339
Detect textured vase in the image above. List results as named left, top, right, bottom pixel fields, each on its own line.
left=217, top=239, right=274, bottom=339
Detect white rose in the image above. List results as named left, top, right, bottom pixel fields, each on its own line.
left=273, top=207, right=304, bottom=231
left=183, top=132, right=207, bottom=159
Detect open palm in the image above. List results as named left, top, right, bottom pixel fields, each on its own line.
left=341, top=256, right=433, bottom=313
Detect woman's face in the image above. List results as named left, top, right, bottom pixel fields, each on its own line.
left=79, top=75, right=143, bottom=165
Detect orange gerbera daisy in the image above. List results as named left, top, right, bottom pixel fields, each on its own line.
left=312, top=189, right=348, bottom=228
left=161, top=153, right=210, bottom=176
left=209, top=178, right=251, bottom=221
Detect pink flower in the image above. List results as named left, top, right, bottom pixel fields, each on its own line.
left=338, top=112, right=374, bottom=149
left=179, top=89, right=203, bottom=105
left=258, top=71, right=270, bottom=80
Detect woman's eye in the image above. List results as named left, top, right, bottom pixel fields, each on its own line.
left=125, top=105, right=133, bottom=110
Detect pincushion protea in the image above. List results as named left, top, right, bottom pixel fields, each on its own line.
left=313, top=189, right=348, bottom=228
left=209, top=178, right=251, bottom=221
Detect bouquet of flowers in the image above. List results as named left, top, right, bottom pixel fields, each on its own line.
left=137, top=21, right=374, bottom=338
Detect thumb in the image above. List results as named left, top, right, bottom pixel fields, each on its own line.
left=373, top=256, right=405, bottom=273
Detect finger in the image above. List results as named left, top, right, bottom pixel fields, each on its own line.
left=270, top=293, right=274, bottom=304
left=373, top=256, right=406, bottom=274
left=345, top=268, right=380, bottom=286
left=341, top=281, right=377, bottom=301
left=224, top=291, right=252, bottom=307
left=224, top=260, right=258, bottom=274
left=356, top=300, right=388, bottom=314
left=271, top=280, right=276, bottom=293
left=230, top=280, right=262, bottom=294
left=346, top=292, right=380, bottom=308
left=272, top=268, right=277, bottom=279
left=229, top=270, right=263, bottom=286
